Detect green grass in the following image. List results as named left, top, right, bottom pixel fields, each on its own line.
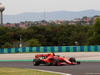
left=0, top=67, right=61, bottom=75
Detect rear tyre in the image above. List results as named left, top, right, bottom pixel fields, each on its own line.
left=69, top=57, right=76, bottom=63
left=53, top=58, right=59, bottom=66
left=33, top=58, right=41, bottom=66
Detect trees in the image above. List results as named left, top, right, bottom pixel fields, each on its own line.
left=1, top=42, right=13, bottom=48
left=93, top=17, right=100, bottom=45
left=28, top=39, right=42, bottom=47
left=0, top=26, right=11, bottom=47
left=93, top=17, right=100, bottom=36
left=0, top=22, right=100, bottom=48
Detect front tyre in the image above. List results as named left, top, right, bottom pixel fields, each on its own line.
left=69, top=57, right=76, bottom=63
left=77, top=61, right=81, bottom=64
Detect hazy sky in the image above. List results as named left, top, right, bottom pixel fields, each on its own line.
left=1, top=0, right=100, bottom=15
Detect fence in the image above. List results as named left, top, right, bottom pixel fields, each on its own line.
left=0, top=46, right=100, bottom=54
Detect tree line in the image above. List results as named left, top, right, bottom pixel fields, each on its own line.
left=0, top=17, right=100, bottom=48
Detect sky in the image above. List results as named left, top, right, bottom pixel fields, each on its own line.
left=0, top=0, right=100, bottom=15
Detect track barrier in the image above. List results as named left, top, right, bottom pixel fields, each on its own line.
left=0, top=46, right=100, bottom=54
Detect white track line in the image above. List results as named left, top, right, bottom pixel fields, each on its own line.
left=26, top=68, right=72, bottom=75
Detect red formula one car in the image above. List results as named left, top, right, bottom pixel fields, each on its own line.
left=33, top=53, right=80, bottom=66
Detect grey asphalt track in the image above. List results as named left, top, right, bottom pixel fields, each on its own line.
left=0, top=61, right=100, bottom=75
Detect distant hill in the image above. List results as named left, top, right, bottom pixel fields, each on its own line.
left=4, top=9, right=100, bottom=23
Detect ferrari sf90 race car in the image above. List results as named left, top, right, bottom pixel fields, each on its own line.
left=33, top=53, right=80, bottom=66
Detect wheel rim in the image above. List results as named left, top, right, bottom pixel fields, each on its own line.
left=53, top=60, right=56, bottom=65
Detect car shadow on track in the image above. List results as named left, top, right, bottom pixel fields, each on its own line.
left=38, top=64, right=79, bottom=66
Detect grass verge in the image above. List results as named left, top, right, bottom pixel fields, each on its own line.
left=0, top=67, right=61, bottom=75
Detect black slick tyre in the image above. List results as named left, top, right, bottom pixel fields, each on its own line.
left=69, top=57, right=76, bottom=63
left=77, top=61, right=81, bottom=64
left=53, top=58, right=59, bottom=66
left=33, top=58, right=41, bottom=66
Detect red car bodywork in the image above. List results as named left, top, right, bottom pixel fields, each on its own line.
left=33, top=53, right=80, bottom=66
